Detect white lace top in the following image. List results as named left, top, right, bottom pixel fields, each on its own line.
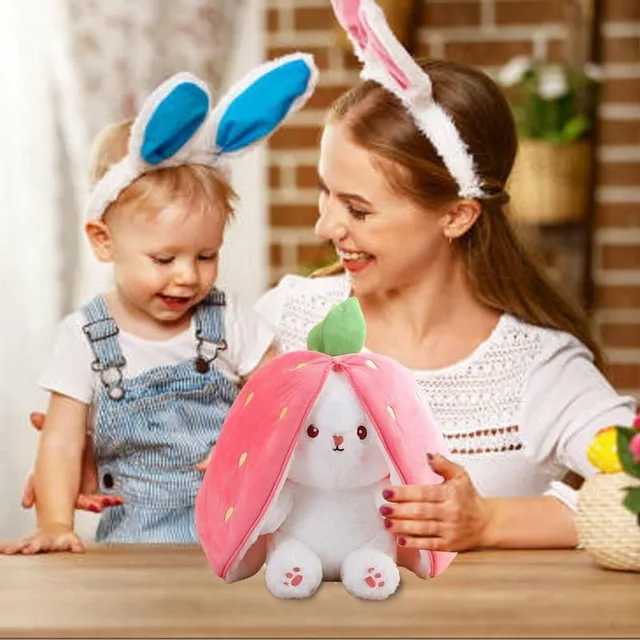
left=255, top=274, right=636, bottom=510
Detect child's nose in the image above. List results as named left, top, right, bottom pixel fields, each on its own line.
left=333, top=434, right=344, bottom=447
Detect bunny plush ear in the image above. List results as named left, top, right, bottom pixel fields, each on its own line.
left=86, top=54, right=318, bottom=221
left=331, top=0, right=485, bottom=200
left=210, top=53, right=317, bottom=157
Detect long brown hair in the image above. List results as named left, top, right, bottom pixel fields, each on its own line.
left=315, top=59, right=604, bottom=369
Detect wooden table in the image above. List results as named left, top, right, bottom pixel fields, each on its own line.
left=1, top=546, right=638, bottom=638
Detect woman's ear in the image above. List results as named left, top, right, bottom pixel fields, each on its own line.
left=85, top=221, right=114, bottom=263
left=441, top=199, right=482, bottom=240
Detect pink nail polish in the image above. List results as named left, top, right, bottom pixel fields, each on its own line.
left=397, top=537, right=407, bottom=546
left=382, top=489, right=394, bottom=500
left=379, top=505, right=393, bottom=516
left=384, top=519, right=393, bottom=529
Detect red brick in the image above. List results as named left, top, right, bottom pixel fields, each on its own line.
left=597, top=161, right=640, bottom=187
left=601, top=323, right=640, bottom=349
left=423, top=1, right=480, bottom=27
left=269, top=165, right=281, bottom=189
left=267, top=8, right=279, bottom=33
left=602, top=77, right=640, bottom=104
left=267, top=46, right=331, bottom=70
left=296, top=165, right=319, bottom=189
left=601, top=245, right=640, bottom=270
left=595, top=285, right=640, bottom=309
left=343, top=50, right=360, bottom=70
left=415, top=39, right=433, bottom=59
left=270, top=205, right=318, bottom=228
left=603, top=36, right=640, bottom=63
left=494, top=0, right=565, bottom=25
left=547, top=39, right=568, bottom=62
left=599, top=119, right=640, bottom=145
left=604, top=363, right=640, bottom=391
left=269, top=126, right=321, bottom=150
left=270, top=243, right=283, bottom=268
left=444, top=40, right=533, bottom=67
left=603, top=0, right=640, bottom=21
left=294, top=7, right=334, bottom=31
left=306, top=84, right=353, bottom=110
left=595, top=202, right=640, bottom=228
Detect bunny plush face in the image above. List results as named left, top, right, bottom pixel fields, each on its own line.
left=287, top=370, right=389, bottom=490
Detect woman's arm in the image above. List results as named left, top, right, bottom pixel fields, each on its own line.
left=481, top=495, right=577, bottom=549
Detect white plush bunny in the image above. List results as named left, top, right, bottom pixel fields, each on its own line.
left=260, top=370, right=399, bottom=600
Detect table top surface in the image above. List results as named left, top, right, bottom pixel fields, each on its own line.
left=1, top=545, right=638, bottom=638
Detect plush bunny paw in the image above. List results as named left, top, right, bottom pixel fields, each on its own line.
left=265, top=545, right=322, bottom=599
left=341, top=549, right=400, bottom=600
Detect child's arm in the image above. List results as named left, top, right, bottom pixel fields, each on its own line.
left=1, top=393, right=88, bottom=554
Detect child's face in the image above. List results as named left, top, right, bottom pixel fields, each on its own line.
left=105, top=201, right=225, bottom=327
left=315, top=122, right=449, bottom=297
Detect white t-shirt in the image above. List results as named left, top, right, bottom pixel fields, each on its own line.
left=254, top=274, right=637, bottom=510
left=40, top=291, right=274, bottom=408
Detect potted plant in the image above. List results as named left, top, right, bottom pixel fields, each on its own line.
left=498, top=56, right=602, bottom=225
left=576, top=415, right=640, bottom=571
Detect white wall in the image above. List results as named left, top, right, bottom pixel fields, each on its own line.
left=217, top=0, right=268, bottom=306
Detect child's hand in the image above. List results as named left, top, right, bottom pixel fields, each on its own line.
left=195, top=450, right=212, bottom=472
left=0, top=524, right=85, bottom=555
left=23, top=412, right=124, bottom=512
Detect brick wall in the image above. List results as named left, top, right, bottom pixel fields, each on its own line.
left=266, top=0, right=640, bottom=397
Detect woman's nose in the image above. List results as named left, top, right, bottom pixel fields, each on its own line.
left=315, top=205, right=347, bottom=242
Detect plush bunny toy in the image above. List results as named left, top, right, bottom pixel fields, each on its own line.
left=196, top=299, right=456, bottom=600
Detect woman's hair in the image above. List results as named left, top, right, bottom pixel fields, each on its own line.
left=88, top=119, right=236, bottom=224
left=315, top=59, right=603, bottom=368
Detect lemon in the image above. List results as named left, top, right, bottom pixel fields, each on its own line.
left=587, top=427, right=622, bottom=474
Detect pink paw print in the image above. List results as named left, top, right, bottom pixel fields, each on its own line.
left=283, top=567, right=304, bottom=587
left=364, top=566, right=385, bottom=589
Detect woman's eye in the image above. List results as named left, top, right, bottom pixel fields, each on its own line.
left=357, top=425, right=368, bottom=440
left=346, top=204, right=370, bottom=221
left=307, top=424, right=319, bottom=438
left=152, top=256, right=174, bottom=265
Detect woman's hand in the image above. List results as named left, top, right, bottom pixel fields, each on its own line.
left=379, top=453, right=492, bottom=552
left=0, top=523, right=85, bottom=555
left=22, top=412, right=123, bottom=512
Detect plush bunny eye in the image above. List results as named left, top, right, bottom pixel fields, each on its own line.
left=307, top=424, right=319, bottom=438
left=357, top=425, right=368, bottom=440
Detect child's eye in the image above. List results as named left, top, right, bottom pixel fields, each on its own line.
left=151, top=256, right=174, bottom=265
left=198, top=253, right=218, bottom=262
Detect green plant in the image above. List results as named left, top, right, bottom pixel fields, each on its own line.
left=498, top=56, right=602, bottom=144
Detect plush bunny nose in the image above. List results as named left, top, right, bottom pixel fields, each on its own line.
left=333, top=435, right=344, bottom=447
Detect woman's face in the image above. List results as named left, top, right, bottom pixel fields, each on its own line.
left=315, top=121, right=450, bottom=297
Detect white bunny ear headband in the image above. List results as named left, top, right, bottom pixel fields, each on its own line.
left=87, top=53, right=318, bottom=221
left=332, top=0, right=487, bottom=200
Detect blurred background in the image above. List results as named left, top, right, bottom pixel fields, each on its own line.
left=0, top=0, right=638, bottom=538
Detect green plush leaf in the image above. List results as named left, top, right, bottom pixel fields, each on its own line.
left=560, top=116, right=590, bottom=142
left=617, top=427, right=640, bottom=479
left=623, top=486, right=640, bottom=515
left=306, top=297, right=366, bottom=356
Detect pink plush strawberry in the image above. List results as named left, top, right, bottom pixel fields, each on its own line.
left=195, top=298, right=455, bottom=600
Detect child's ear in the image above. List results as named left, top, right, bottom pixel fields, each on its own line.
left=441, top=199, right=482, bottom=240
left=85, top=221, right=114, bottom=263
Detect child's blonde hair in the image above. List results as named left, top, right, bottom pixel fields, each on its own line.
left=88, top=119, right=236, bottom=224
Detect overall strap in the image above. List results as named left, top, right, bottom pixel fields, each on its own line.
left=193, top=288, right=227, bottom=374
left=81, top=296, right=126, bottom=400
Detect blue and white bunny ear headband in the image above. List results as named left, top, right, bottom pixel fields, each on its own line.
left=87, top=52, right=318, bottom=221
left=332, top=0, right=486, bottom=200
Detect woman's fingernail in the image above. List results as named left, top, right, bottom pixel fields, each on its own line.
left=379, top=505, right=393, bottom=516
left=397, top=537, right=407, bottom=547
left=384, top=519, right=393, bottom=529
left=88, top=505, right=100, bottom=513
left=382, top=489, right=394, bottom=500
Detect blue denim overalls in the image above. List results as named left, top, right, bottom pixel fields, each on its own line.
left=81, top=289, right=239, bottom=543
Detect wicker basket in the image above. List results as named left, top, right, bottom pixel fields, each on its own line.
left=576, top=473, right=640, bottom=572
left=508, top=140, right=592, bottom=225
